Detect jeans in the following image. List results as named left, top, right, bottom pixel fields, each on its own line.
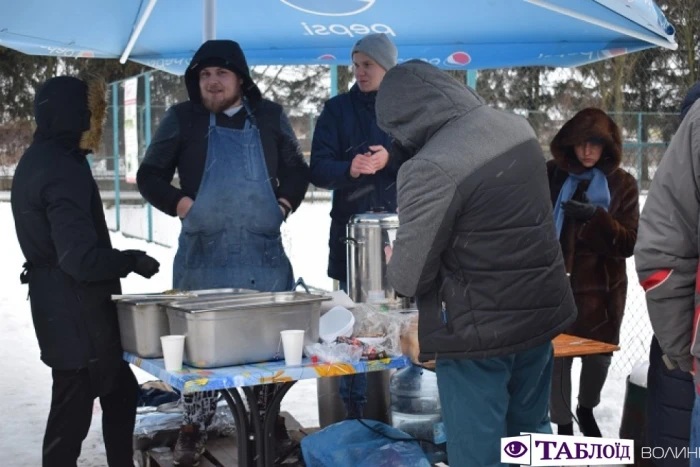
left=435, top=342, right=554, bottom=467
left=691, top=392, right=700, bottom=467
left=337, top=280, right=367, bottom=417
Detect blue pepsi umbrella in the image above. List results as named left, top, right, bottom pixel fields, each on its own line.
left=0, top=0, right=677, bottom=74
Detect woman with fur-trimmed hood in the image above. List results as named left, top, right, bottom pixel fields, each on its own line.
left=546, top=108, right=639, bottom=437
left=11, top=76, right=160, bottom=466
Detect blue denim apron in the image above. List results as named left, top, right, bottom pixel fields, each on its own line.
left=173, top=105, right=294, bottom=292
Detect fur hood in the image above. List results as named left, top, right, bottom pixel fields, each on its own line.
left=550, top=108, right=622, bottom=175
left=79, top=77, right=107, bottom=153
left=33, top=75, right=107, bottom=153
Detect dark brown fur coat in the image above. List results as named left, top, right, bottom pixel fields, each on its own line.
left=547, top=108, right=639, bottom=345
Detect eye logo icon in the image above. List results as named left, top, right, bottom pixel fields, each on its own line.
left=504, top=441, right=528, bottom=458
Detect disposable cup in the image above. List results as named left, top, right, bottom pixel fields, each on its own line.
left=280, top=330, right=305, bottom=366
left=161, top=335, right=186, bottom=371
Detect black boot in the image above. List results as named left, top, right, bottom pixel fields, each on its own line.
left=558, top=423, right=574, bottom=436
left=173, top=424, right=207, bottom=466
left=576, top=406, right=602, bottom=437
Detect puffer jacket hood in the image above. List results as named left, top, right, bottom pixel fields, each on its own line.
left=550, top=108, right=622, bottom=175
left=376, top=59, right=485, bottom=154
left=33, top=76, right=107, bottom=153
left=681, top=82, right=700, bottom=122
left=185, top=40, right=262, bottom=105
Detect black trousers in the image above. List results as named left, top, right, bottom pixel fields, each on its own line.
left=43, top=361, right=139, bottom=467
left=646, top=336, right=695, bottom=467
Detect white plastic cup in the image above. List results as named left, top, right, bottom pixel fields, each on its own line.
left=161, top=335, right=186, bottom=372
left=280, top=330, right=305, bottom=366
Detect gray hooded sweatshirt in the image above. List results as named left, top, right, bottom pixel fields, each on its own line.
left=376, top=60, right=577, bottom=361
left=634, top=85, right=700, bottom=379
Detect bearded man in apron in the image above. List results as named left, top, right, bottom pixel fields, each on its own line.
left=137, top=40, right=310, bottom=466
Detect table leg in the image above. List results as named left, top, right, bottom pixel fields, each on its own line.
left=262, top=382, right=296, bottom=467
left=242, top=387, right=266, bottom=467
left=221, top=388, right=251, bottom=467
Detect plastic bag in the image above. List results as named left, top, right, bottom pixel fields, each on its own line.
left=134, top=399, right=236, bottom=440
left=301, top=419, right=431, bottom=467
left=351, top=304, right=418, bottom=357
left=305, top=342, right=364, bottom=363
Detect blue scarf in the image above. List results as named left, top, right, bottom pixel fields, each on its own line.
left=553, top=168, right=611, bottom=239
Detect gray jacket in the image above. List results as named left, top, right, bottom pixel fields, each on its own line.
left=634, top=91, right=700, bottom=377
left=376, top=61, right=577, bottom=361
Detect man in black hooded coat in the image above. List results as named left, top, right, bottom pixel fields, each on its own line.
left=11, top=76, right=160, bottom=466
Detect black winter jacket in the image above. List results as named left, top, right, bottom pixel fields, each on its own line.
left=11, top=77, right=137, bottom=395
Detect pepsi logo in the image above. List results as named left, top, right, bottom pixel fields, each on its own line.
left=445, top=51, right=472, bottom=67
left=281, top=0, right=375, bottom=17
left=318, top=54, right=336, bottom=60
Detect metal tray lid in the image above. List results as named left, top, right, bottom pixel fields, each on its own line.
left=114, top=288, right=260, bottom=305
left=165, top=292, right=332, bottom=314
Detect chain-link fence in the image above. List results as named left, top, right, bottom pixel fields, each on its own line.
left=0, top=50, right=695, bottom=373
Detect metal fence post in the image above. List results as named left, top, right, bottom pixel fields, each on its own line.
left=144, top=72, right=153, bottom=243
left=112, top=82, right=120, bottom=231
left=330, top=65, right=338, bottom=98
left=467, top=70, right=478, bottom=89
left=637, top=113, right=643, bottom=191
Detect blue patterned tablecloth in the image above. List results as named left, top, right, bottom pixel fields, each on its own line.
left=124, top=352, right=411, bottom=394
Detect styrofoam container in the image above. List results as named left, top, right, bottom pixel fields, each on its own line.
left=319, top=306, right=355, bottom=343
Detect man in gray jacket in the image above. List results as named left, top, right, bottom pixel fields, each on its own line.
left=635, top=81, right=700, bottom=465
left=377, top=60, right=577, bottom=466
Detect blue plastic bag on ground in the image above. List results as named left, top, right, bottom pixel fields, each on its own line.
left=301, top=419, right=431, bottom=467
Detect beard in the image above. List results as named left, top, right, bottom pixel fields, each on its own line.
left=201, top=92, right=241, bottom=114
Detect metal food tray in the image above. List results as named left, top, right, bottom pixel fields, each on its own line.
left=163, top=292, right=331, bottom=368
left=117, top=288, right=260, bottom=358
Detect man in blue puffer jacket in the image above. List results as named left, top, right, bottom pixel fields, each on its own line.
left=310, top=33, right=401, bottom=418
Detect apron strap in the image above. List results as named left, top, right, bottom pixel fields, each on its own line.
left=209, top=112, right=216, bottom=127
left=242, top=98, right=257, bottom=129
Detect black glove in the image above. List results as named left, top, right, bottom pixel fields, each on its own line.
left=561, top=192, right=598, bottom=221
left=123, top=250, right=160, bottom=279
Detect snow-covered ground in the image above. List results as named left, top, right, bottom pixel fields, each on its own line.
left=0, top=198, right=651, bottom=466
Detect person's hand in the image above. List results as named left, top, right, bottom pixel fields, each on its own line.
left=278, top=198, right=292, bottom=219
left=176, top=196, right=194, bottom=219
left=350, top=153, right=377, bottom=178
left=384, top=245, right=393, bottom=264
left=561, top=193, right=597, bottom=221
left=369, top=145, right=389, bottom=171
left=123, top=250, right=160, bottom=279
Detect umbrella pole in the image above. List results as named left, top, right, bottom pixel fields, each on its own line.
left=203, top=0, right=216, bottom=42
left=119, top=0, right=159, bottom=63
